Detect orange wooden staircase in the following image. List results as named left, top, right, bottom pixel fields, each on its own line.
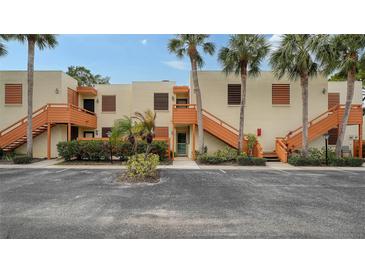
left=0, top=104, right=97, bottom=153
left=173, top=104, right=263, bottom=157
left=275, top=104, right=363, bottom=162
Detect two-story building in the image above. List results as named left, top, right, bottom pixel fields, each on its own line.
left=0, top=70, right=363, bottom=161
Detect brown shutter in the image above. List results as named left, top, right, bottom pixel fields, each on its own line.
left=102, top=127, right=112, bottom=137
left=272, top=84, right=290, bottom=105
left=154, top=93, right=168, bottom=110
left=328, top=93, right=340, bottom=109
left=227, top=84, right=241, bottom=105
left=155, top=127, right=169, bottom=138
left=102, top=95, right=116, bottom=112
left=5, top=84, right=22, bottom=104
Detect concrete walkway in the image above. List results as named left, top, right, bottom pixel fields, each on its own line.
left=0, top=158, right=364, bottom=171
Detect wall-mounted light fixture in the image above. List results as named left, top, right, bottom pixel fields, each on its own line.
left=172, top=95, right=175, bottom=101
left=322, top=88, right=327, bottom=94
left=55, top=88, right=60, bottom=94
left=96, top=98, right=99, bottom=103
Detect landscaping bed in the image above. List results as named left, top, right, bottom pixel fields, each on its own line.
left=196, top=146, right=267, bottom=166
left=288, top=148, right=364, bottom=167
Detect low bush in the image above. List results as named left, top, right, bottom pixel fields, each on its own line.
left=57, top=140, right=169, bottom=162
left=197, top=146, right=238, bottom=164
left=288, top=148, right=364, bottom=167
left=13, top=155, right=32, bottom=164
left=57, top=140, right=80, bottom=161
left=126, top=153, right=159, bottom=178
left=237, top=155, right=266, bottom=166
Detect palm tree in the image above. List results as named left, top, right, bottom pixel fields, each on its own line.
left=314, top=34, right=365, bottom=157
left=112, top=116, right=137, bottom=153
left=218, top=35, right=270, bottom=153
left=270, top=34, right=319, bottom=157
left=134, top=110, right=156, bottom=155
left=0, top=35, right=10, bottom=56
left=9, top=35, right=58, bottom=158
left=168, top=34, right=215, bottom=154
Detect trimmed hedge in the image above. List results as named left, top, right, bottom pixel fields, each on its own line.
left=197, top=146, right=239, bottom=164
left=57, top=140, right=168, bottom=161
left=288, top=147, right=364, bottom=167
left=237, top=155, right=266, bottom=166
left=13, top=155, right=32, bottom=164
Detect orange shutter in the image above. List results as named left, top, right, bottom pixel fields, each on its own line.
left=155, top=127, right=169, bottom=138
left=272, top=84, right=290, bottom=105
left=5, top=84, right=22, bottom=104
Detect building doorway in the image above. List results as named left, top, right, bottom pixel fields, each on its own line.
left=71, top=126, right=79, bottom=140
left=176, top=98, right=188, bottom=108
left=177, top=132, right=187, bottom=156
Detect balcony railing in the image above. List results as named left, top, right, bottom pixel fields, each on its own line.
left=172, top=104, right=197, bottom=124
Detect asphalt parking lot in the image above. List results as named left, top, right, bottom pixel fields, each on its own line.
left=0, top=168, right=364, bottom=238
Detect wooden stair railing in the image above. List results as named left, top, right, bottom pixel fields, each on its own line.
left=275, top=138, right=288, bottom=163
left=0, top=103, right=97, bottom=152
left=285, top=104, right=362, bottom=151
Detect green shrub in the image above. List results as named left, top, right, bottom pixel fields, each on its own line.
left=237, top=155, right=266, bottom=166
left=330, top=157, right=363, bottom=167
left=197, top=154, right=227, bottom=164
left=114, top=142, right=133, bottom=160
left=57, top=140, right=80, bottom=161
left=0, top=148, right=4, bottom=159
left=246, top=134, right=257, bottom=157
left=126, top=153, right=159, bottom=178
left=79, top=140, right=109, bottom=161
left=150, top=141, right=168, bottom=161
left=288, top=155, right=321, bottom=166
left=13, top=155, right=32, bottom=164
left=214, top=146, right=238, bottom=161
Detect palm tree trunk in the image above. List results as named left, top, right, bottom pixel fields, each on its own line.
left=335, top=66, right=356, bottom=157
left=238, top=64, right=247, bottom=154
left=300, top=73, right=309, bottom=157
left=190, top=57, right=204, bottom=154
left=27, top=38, right=35, bottom=158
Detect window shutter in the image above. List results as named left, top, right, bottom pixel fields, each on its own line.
left=102, top=95, right=116, bottom=112
left=227, top=84, right=241, bottom=105
left=328, top=93, right=340, bottom=109
left=272, top=84, right=290, bottom=105
left=154, top=93, right=168, bottom=110
left=155, top=127, right=169, bottom=138
left=102, top=127, right=112, bottom=137
left=5, top=84, right=22, bottom=104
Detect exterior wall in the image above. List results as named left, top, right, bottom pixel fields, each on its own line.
left=0, top=71, right=75, bottom=129
left=15, top=125, right=67, bottom=158
left=192, top=71, right=328, bottom=152
left=328, top=81, right=363, bottom=153
left=79, top=84, right=132, bottom=138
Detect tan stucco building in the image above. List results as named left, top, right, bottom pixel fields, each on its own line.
left=0, top=70, right=363, bottom=160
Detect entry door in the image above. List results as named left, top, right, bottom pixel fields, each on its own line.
left=83, top=99, right=95, bottom=112
left=177, top=132, right=187, bottom=156
left=71, top=126, right=79, bottom=141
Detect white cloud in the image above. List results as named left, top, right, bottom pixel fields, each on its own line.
left=269, top=34, right=282, bottom=51
left=141, top=39, right=148, bottom=45
left=162, top=60, right=188, bottom=70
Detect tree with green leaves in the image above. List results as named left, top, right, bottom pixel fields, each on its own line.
left=9, top=35, right=58, bottom=158
left=270, top=34, right=319, bottom=157
left=218, top=35, right=270, bottom=153
left=168, top=35, right=215, bottom=154
left=66, top=66, right=110, bottom=86
left=134, top=110, right=156, bottom=155
left=314, top=34, right=365, bottom=157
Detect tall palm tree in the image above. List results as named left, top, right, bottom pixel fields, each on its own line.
left=314, top=34, right=365, bottom=157
left=9, top=35, right=58, bottom=158
left=218, top=35, right=270, bottom=153
left=270, top=34, right=319, bottom=157
left=168, top=35, right=215, bottom=154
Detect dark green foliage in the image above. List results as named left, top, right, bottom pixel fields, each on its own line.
left=13, top=155, right=32, bottom=164
left=197, top=146, right=238, bottom=164
left=237, top=155, right=266, bottom=166
left=0, top=148, right=3, bottom=159
left=57, top=140, right=168, bottom=162
left=57, top=140, right=80, bottom=161
left=197, top=154, right=228, bottom=164
left=288, top=147, right=364, bottom=166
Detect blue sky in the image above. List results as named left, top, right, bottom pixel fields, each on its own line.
left=0, top=35, right=275, bottom=85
